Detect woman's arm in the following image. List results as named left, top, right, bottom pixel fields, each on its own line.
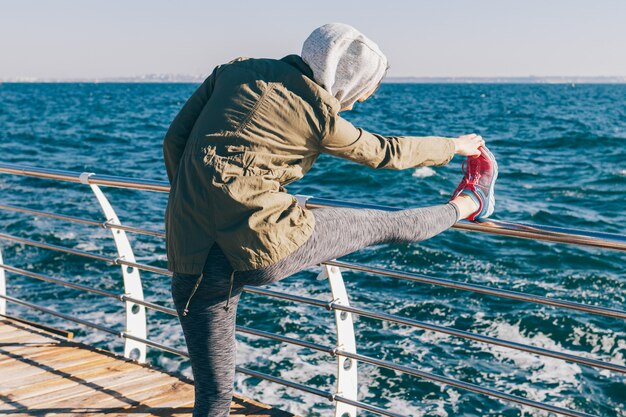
left=163, top=66, right=219, bottom=183
left=319, top=113, right=484, bottom=169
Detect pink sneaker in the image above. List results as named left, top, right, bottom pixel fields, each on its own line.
left=451, top=145, right=498, bottom=221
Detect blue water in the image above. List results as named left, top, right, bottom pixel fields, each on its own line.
left=0, top=82, right=625, bottom=416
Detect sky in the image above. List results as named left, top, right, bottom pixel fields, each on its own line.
left=1, top=0, right=625, bottom=80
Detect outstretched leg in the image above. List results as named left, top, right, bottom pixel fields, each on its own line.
left=170, top=198, right=478, bottom=417
left=237, top=200, right=469, bottom=287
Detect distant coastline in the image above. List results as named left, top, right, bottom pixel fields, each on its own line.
left=2, top=75, right=626, bottom=84
left=385, top=76, right=626, bottom=84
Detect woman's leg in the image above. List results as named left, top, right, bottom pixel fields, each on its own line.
left=170, top=201, right=468, bottom=417
left=237, top=202, right=461, bottom=287
left=171, top=244, right=243, bottom=417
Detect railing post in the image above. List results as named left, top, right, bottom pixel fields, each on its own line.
left=0, top=249, right=5, bottom=316
left=318, top=263, right=358, bottom=417
left=80, top=172, right=148, bottom=363
left=300, top=194, right=359, bottom=416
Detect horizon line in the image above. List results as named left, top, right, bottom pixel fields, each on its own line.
left=2, top=75, right=626, bottom=84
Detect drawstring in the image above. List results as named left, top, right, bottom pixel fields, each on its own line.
left=182, top=272, right=204, bottom=317
left=224, top=269, right=236, bottom=312
left=180, top=268, right=236, bottom=316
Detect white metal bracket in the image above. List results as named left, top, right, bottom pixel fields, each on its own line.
left=85, top=176, right=147, bottom=363
left=295, top=194, right=313, bottom=208
left=317, top=262, right=358, bottom=417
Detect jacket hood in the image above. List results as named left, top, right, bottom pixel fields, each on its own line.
left=301, top=23, right=388, bottom=112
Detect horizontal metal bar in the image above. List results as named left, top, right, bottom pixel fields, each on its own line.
left=306, top=196, right=626, bottom=252
left=1, top=293, right=189, bottom=358
left=0, top=263, right=122, bottom=300
left=325, top=260, right=626, bottom=320
left=0, top=232, right=112, bottom=263
left=0, top=203, right=165, bottom=238
left=0, top=232, right=171, bottom=276
left=0, top=203, right=102, bottom=227
left=1, top=263, right=178, bottom=316
left=236, top=325, right=335, bottom=355
left=242, top=286, right=331, bottom=309
left=336, top=349, right=595, bottom=417
left=239, top=287, right=626, bottom=374
left=122, top=295, right=177, bottom=316
left=2, top=163, right=625, bottom=252
left=0, top=264, right=331, bottom=351
left=116, top=258, right=171, bottom=276
left=0, top=263, right=333, bottom=343
left=102, top=221, right=165, bottom=238
left=123, top=332, right=188, bottom=357
left=454, top=219, right=626, bottom=253
left=0, top=293, right=121, bottom=336
left=239, top=367, right=406, bottom=417
left=235, top=366, right=333, bottom=401
left=236, top=326, right=411, bottom=417
left=330, top=302, right=626, bottom=374
left=0, top=162, right=169, bottom=192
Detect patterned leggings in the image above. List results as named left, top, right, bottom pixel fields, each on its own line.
left=170, top=203, right=459, bottom=417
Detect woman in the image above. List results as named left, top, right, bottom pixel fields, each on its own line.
left=164, top=23, right=497, bottom=417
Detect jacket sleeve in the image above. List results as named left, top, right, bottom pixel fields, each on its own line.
left=319, top=112, right=456, bottom=170
left=163, top=67, right=219, bottom=183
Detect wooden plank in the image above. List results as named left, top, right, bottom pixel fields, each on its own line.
left=91, top=388, right=298, bottom=417
left=7, top=361, right=151, bottom=406
left=0, top=349, right=87, bottom=373
left=0, top=320, right=72, bottom=342
left=74, top=373, right=183, bottom=405
left=0, top=338, right=71, bottom=358
left=0, top=346, right=94, bottom=377
left=0, top=319, right=300, bottom=417
left=0, top=314, right=74, bottom=338
left=36, top=370, right=182, bottom=411
left=0, top=343, right=63, bottom=363
left=0, top=355, right=115, bottom=391
left=0, top=321, right=52, bottom=336
left=0, top=330, right=54, bottom=344
left=39, top=377, right=194, bottom=416
left=8, top=371, right=156, bottom=411
left=0, top=319, right=22, bottom=333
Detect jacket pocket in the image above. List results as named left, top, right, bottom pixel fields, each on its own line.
left=240, top=150, right=275, bottom=177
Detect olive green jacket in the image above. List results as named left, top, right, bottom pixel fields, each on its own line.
left=163, top=55, right=456, bottom=274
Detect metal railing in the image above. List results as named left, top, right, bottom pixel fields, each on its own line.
left=0, top=162, right=624, bottom=417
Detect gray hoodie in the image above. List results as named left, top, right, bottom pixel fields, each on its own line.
left=301, top=23, right=389, bottom=112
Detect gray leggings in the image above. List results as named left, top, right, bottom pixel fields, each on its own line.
left=170, top=203, right=459, bottom=417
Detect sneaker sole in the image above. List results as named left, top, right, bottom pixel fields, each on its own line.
left=478, top=146, right=498, bottom=219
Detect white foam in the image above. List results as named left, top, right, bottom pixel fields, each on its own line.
left=486, top=320, right=581, bottom=382
left=413, top=167, right=436, bottom=178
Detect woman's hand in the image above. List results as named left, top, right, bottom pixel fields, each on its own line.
left=453, top=134, right=485, bottom=157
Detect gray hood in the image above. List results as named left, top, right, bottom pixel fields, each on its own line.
left=301, top=23, right=388, bottom=111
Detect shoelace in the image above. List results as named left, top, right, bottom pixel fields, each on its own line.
left=463, top=156, right=483, bottom=189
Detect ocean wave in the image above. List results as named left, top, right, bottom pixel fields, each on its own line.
left=2, top=83, right=625, bottom=416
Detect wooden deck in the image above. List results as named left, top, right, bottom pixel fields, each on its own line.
left=0, top=317, right=298, bottom=416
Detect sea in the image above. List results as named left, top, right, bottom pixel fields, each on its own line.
left=0, top=82, right=625, bottom=417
